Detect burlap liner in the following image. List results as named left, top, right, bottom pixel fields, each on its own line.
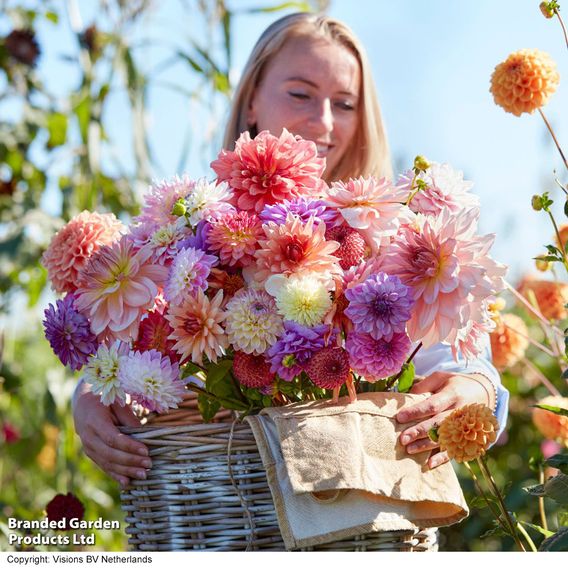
left=245, top=391, right=468, bottom=550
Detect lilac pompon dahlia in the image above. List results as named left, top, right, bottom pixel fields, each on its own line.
left=346, top=331, right=411, bottom=381
left=164, top=246, right=217, bottom=305
left=119, top=349, right=186, bottom=413
left=345, top=272, right=414, bottom=340
left=267, top=322, right=333, bottom=381
left=259, top=197, right=339, bottom=229
left=43, top=295, right=99, bottom=371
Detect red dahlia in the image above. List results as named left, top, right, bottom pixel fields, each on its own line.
left=326, top=225, right=367, bottom=269
left=305, top=347, right=350, bottom=389
left=45, top=493, right=85, bottom=530
left=233, top=351, right=274, bottom=389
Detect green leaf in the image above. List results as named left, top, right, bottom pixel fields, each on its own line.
left=45, top=11, right=59, bottom=24
left=539, top=528, right=568, bottom=551
left=176, top=51, right=204, bottom=74
left=564, top=199, right=568, bottom=218
left=544, top=474, right=568, bottom=504
left=197, top=393, right=221, bottom=423
left=468, top=494, right=497, bottom=509
left=546, top=454, right=568, bottom=474
left=213, top=70, right=230, bottom=95
left=74, top=95, right=91, bottom=144
left=480, top=524, right=509, bottom=539
left=523, top=482, right=547, bottom=497
left=46, top=112, right=68, bottom=148
left=519, top=520, right=554, bottom=539
left=533, top=403, right=568, bottom=418
left=396, top=362, right=415, bottom=393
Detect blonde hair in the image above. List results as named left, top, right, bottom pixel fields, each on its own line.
left=222, top=12, right=393, bottom=182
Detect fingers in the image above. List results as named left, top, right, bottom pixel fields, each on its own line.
left=84, top=430, right=152, bottom=487
left=396, top=389, right=455, bottom=424
left=410, top=371, right=454, bottom=394
left=428, top=450, right=450, bottom=469
left=399, top=409, right=453, bottom=449
left=112, top=402, right=144, bottom=428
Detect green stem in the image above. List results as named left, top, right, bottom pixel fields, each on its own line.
left=548, top=210, right=568, bottom=272
left=539, top=467, right=549, bottom=532
left=538, top=108, right=568, bottom=173
left=478, top=456, right=526, bottom=552
left=463, top=462, right=510, bottom=535
left=516, top=522, right=538, bottom=552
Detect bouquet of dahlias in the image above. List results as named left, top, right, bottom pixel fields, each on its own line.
left=41, top=129, right=506, bottom=420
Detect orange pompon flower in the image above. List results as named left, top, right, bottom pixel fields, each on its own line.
left=166, top=290, right=228, bottom=366
left=518, top=277, right=568, bottom=320
left=490, top=313, right=529, bottom=370
left=42, top=211, right=124, bottom=294
left=438, top=403, right=498, bottom=463
left=533, top=396, right=568, bottom=447
left=490, top=49, right=559, bottom=116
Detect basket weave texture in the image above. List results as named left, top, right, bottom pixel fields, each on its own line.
left=120, top=396, right=438, bottom=551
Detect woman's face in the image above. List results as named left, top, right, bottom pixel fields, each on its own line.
left=248, top=36, right=361, bottom=178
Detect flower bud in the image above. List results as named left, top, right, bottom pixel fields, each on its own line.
left=413, top=155, right=430, bottom=172
left=171, top=199, right=186, bottom=216
left=540, top=1, right=556, bottom=18
left=536, top=256, right=551, bottom=272
left=532, top=195, right=544, bottom=211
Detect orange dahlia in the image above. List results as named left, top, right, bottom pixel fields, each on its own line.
left=166, top=290, right=228, bottom=366
left=533, top=396, right=568, bottom=447
left=42, top=211, right=124, bottom=294
left=518, top=278, right=568, bottom=320
left=490, top=49, right=559, bottom=116
left=490, top=313, right=529, bottom=370
left=438, top=403, right=498, bottom=463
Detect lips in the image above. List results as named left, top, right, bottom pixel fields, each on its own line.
left=316, top=143, right=334, bottom=157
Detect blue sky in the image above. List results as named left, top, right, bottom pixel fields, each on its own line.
left=25, top=0, right=568, bottom=281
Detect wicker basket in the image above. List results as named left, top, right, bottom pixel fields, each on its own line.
left=120, top=396, right=438, bottom=551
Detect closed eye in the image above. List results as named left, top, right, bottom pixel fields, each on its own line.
left=288, top=91, right=310, bottom=100
left=335, top=100, right=356, bottom=111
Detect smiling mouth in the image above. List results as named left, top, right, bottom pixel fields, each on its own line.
left=316, top=144, right=334, bottom=157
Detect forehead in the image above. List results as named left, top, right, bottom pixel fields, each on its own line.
left=262, top=36, right=361, bottom=94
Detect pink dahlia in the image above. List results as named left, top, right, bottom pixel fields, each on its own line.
left=233, top=351, right=274, bottom=389
left=42, top=211, right=124, bottom=294
left=325, top=177, right=409, bottom=253
left=346, top=331, right=411, bottom=381
left=211, top=129, right=326, bottom=213
left=253, top=213, right=340, bottom=287
left=135, top=175, right=195, bottom=227
left=305, top=346, right=350, bottom=390
left=74, top=238, right=168, bottom=342
left=166, top=290, right=228, bottom=365
left=397, top=162, right=479, bottom=217
left=206, top=210, right=262, bottom=267
left=133, top=309, right=180, bottom=363
left=381, top=209, right=507, bottom=347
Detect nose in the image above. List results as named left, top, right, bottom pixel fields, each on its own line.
left=308, top=98, right=334, bottom=135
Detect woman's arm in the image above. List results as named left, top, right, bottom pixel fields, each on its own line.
left=72, top=378, right=152, bottom=487
left=396, top=336, right=509, bottom=469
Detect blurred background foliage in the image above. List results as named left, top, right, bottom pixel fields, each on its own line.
left=0, top=0, right=565, bottom=553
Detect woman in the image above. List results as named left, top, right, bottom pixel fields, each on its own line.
left=73, top=12, right=508, bottom=487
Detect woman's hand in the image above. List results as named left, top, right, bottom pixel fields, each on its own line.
left=72, top=381, right=151, bottom=487
left=395, top=371, right=497, bottom=469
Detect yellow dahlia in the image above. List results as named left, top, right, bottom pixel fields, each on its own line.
left=518, top=277, right=568, bottom=320
left=166, top=290, right=228, bottom=365
left=533, top=396, right=568, bottom=447
left=490, top=49, right=560, bottom=116
left=438, top=403, right=498, bottom=463
left=490, top=313, right=529, bottom=370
